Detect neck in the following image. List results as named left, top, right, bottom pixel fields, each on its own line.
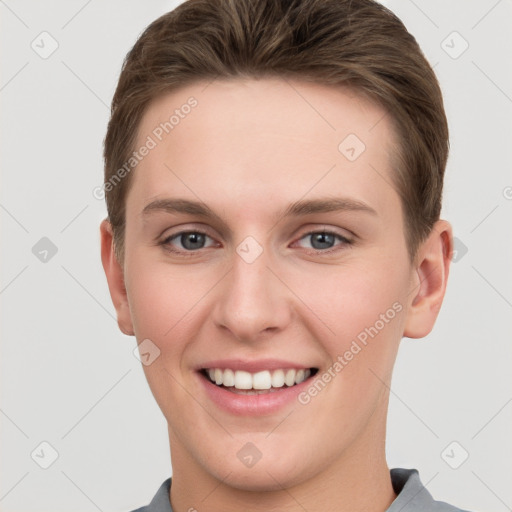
left=168, top=402, right=396, bottom=512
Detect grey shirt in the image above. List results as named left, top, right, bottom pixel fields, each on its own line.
left=131, top=468, right=470, bottom=512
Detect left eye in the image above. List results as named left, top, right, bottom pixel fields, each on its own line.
left=296, top=231, right=350, bottom=251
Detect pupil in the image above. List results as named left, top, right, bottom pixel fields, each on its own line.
left=311, top=232, right=334, bottom=250
left=182, top=232, right=205, bottom=250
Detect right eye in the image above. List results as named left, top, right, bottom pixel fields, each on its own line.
left=160, top=230, right=218, bottom=254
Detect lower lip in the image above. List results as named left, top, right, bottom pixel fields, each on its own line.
left=197, top=371, right=314, bottom=416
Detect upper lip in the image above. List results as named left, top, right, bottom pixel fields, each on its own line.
left=196, top=359, right=315, bottom=373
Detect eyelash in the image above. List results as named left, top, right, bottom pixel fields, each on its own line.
left=158, top=229, right=353, bottom=257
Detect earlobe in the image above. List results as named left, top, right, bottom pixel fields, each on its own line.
left=403, top=220, right=453, bottom=339
left=100, top=219, right=134, bottom=336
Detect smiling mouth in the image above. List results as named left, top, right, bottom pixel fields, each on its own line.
left=200, top=367, right=319, bottom=395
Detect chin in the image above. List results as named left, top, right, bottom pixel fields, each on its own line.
left=218, top=464, right=305, bottom=492
left=200, top=444, right=313, bottom=492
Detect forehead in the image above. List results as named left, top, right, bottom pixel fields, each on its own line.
left=128, top=78, right=399, bottom=222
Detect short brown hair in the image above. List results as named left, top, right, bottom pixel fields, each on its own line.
left=103, top=0, right=449, bottom=263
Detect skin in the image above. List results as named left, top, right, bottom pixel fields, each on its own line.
left=101, top=78, right=453, bottom=512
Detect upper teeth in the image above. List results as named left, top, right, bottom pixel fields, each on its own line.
left=206, top=368, right=311, bottom=390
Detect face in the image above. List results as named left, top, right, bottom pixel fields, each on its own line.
left=109, top=79, right=427, bottom=490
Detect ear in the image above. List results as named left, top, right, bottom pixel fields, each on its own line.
left=100, top=219, right=134, bottom=336
left=403, top=220, right=453, bottom=339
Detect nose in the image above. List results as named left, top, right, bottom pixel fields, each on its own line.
left=212, top=242, right=292, bottom=343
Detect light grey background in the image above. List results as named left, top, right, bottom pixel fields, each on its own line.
left=1, top=1, right=511, bottom=511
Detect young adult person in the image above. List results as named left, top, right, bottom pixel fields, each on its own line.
left=100, top=1, right=470, bottom=510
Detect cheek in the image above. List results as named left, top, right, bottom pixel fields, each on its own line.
left=124, top=267, right=189, bottom=401
left=291, top=262, right=406, bottom=425
left=291, top=256, right=408, bottom=411
left=124, top=261, right=205, bottom=416
left=296, top=258, right=406, bottom=345
left=125, top=250, right=209, bottom=341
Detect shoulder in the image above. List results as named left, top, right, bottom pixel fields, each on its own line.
left=126, top=477, right=172, bottom=512
left=389, top=468, right=473, bottom=512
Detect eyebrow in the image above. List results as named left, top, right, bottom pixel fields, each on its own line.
left=141, top=197, right=377, bottom=224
